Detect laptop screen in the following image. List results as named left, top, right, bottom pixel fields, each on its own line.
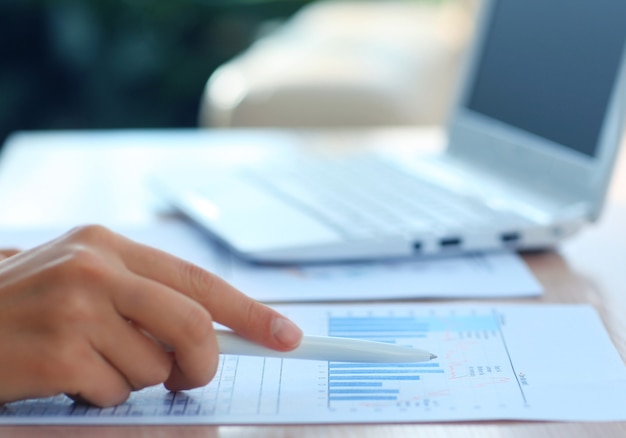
left=466, top=0, right=626, bottom=158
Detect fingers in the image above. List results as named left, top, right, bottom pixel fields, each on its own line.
left=94, top=315, right=174, bottom=391
left=116, top=235, right=303, bottom=352
left=0, top=248, right=19, bottom=261
left=66, top=349, right=133, bottom=408
left=41, top=227, right=222, bottom=392
left=110, top=273, right=219, bottom=391
left=34, top=225, right=300, bottom=398
left=198, top=274, right=303, bottom=351
left=0, top=226, right=234, bottom=406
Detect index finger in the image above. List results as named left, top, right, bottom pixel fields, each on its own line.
left=0, top=248, right=20, bottom=260
left=115, top=233, right=303, bottom=352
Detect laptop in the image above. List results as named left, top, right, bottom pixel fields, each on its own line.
left=155, top=0, right=626, bottom=263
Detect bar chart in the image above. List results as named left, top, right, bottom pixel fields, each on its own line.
left=327, top=315, right=444, bottom=406
left=3, top=304, right=626, bottom=424
left=319, top=310, right=522, bottom=414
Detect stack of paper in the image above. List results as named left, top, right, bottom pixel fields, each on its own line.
left=0, top=221, right=542, bottom=302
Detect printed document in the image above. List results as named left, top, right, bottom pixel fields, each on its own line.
left=0, top=221, right=541, bottom=301
left=1, top=304, right=625, bottom=424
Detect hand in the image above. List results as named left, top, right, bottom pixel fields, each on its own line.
left=0, top=225, right=302, bottom=407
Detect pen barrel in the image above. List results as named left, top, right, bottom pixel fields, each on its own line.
left=216, top=330, right=433, bottom=363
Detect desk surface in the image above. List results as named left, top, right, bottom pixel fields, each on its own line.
left=0, top=128, right=625, bottom=437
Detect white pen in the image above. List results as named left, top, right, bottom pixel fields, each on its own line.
left=215, top=330, right=437, bottom=363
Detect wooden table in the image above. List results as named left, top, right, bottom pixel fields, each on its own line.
left=0, top=128, right=625, bottom=437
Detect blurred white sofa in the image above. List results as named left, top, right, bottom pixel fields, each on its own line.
left=200, top=0, right=477, bottom=128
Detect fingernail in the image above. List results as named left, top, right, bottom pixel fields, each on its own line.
left=271, top=317, right=303, bottom=348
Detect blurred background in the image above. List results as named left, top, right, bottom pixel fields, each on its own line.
left=0, top=0, right=311, bottom=147
left=0, top=0, right=473, bottom=150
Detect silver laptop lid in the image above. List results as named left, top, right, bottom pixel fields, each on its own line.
left=447, top=0, right=626, bottom=220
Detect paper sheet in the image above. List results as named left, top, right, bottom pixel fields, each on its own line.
left=1, top=303, right=625, bottom=424
left=0, top=221, right=542, bottom=302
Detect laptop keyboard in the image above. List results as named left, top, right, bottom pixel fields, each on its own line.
left=245, top=157, right=521, bottom=240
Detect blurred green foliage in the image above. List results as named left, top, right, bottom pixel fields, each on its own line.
left=0, top=0, right=315, bottom=147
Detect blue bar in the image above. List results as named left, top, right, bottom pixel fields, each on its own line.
left=330, top=319, right=428, bottom=324
left=329, top=315, right=499, bottom=332
left=329, top=317, right=421, bottom=322
left=331, top=369, right=444, bottom=374
left=329, top=363, right=440, bottom=368
left=330, top=369, right=428, bottom=375
left=329, top=382, right=383, bottom=387
left=328, top=375, right=420, bottom=381
left=328, top=334, right=427, bottom=339
left=327, top=338, right=398, bottom=344
left=327, top=329, right=423, bottom=333
left=328, top=330, right=424, bottom=334
left=329, top=389, right=400, bottom=395
left=330, top=316, right=420, bottom=321
left=329, top=396, right=397, bottom=401
left=424, top=317, right=498, bottom=331
left=329, top=325, right=429, bottom=331
left=329, top=328, right=428, bottom=334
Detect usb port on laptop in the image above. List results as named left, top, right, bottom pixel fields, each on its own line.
left=439, top=237, right=462, bottom=249
left=500, top=232, right=521, bottom=245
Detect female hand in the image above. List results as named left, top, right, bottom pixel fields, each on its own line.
left=0, top=225, right=302, bottom=407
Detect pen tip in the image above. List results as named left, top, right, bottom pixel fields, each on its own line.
left=430, top=354, right=438, bottom=360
